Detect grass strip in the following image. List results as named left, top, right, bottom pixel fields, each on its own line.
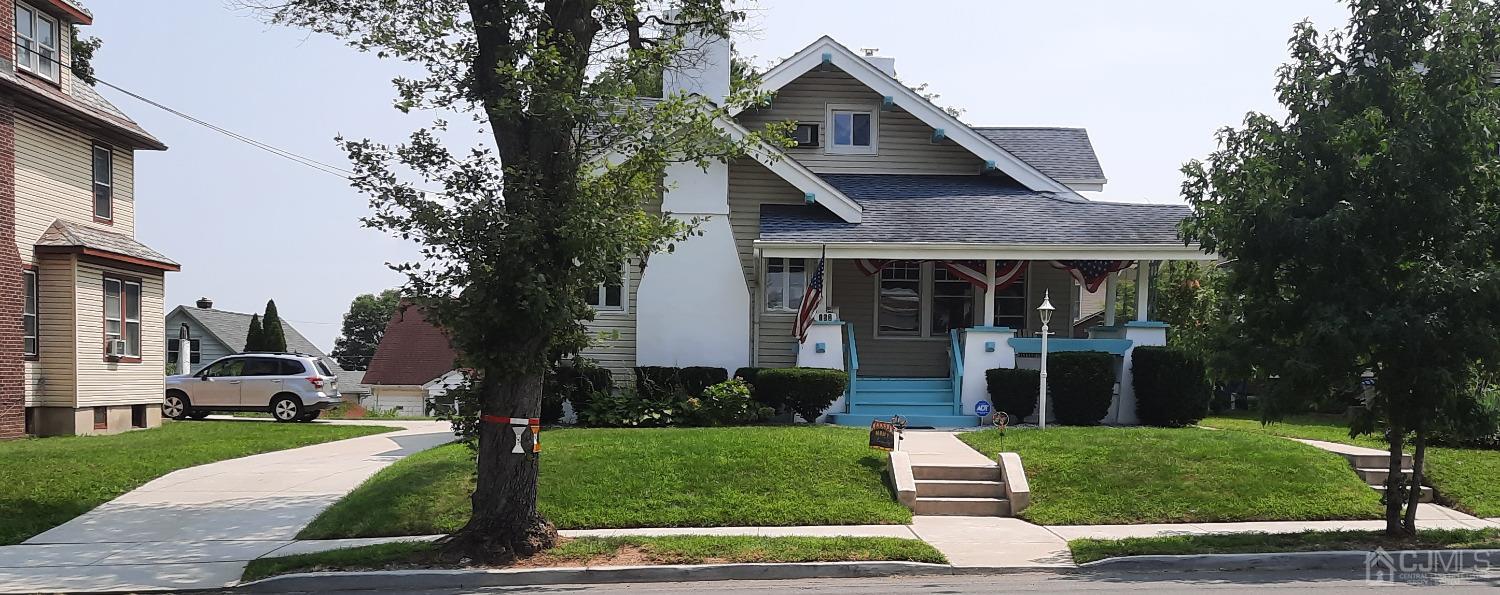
left=1070, top=528, right=1500, bottom=564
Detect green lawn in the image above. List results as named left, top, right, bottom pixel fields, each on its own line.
left=1070, top=528, right=1500, bottom=564
left=299, top=426, right=910, bottom=539
left=1202, top=413, right=1500, bottom=518
left=958, top=426, right=1383, bottom=525
left=243, top=535, right=946, bottom=582
left=0, top=421, right=396, bottom=545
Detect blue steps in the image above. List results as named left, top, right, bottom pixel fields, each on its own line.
left=829, top=377, right=980, bottom=428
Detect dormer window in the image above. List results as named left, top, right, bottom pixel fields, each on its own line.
left=826, top=104, right=876, bottom=155
left=14, top=2, right=60, bottom=83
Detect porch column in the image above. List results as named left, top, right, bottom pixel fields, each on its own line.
left=982, top=260, right=996, bottom=326
left=1103, top=273, right=1117, bottom=327
left=962, top=326, right=1015, bottom=422
left=797, top=321, right=846, bottom=422
left=1134, top=261, right=1151, bottom=322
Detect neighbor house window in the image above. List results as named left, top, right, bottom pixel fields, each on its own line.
left=930, top=266, right=974, bottom=336
left=826, top=105, right=876, bottom=154
left=583, top=264, right=626, bottom=311
left=992, top=277, right=1028, bottom=331
left=166, top=338, right=201, bottom=364
left=22, top=269, right=37, bottom=357
left=93, top=145, right=113, bottom=221
left=103, top=276, right=141, bottom=358
left=14, top=2, right=59, bottom=82
left=876, top=261, right=922, bottom=336
left=764, top=257, right=806, bottom=312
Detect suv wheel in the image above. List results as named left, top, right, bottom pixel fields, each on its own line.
left=163, top=393, right=190, bottom=420
left=271, top=396, right=303, bottom=423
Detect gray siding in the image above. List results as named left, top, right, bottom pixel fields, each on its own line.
left=728, top=159, right=810, bottom=368
left=736, top=69, right=986, bottom=176
left=579, top=262, right=641, bottom=385
left=164, top=311, right=236, bottom=369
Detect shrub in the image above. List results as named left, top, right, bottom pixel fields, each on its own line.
left=1432, top=390, right=1500, bottom=449
left=986, top=368, right=1040, bottom=420
left=1049, top=352, right=1115, bottom=425
left=634, top=366, right=682, bottom=399
left=550, top=361, right=615, bottom=416
left=755, top=367, right=849, bottom=423
left=579, top=388, right=681, bottom=428
left=679, top=366, right=729, bottom=398
left=681, top=379, right=773, bottom=426
left=1132, top=346, right=1211, bottom=427
left=541, top=391, right=566, bottom=425
left=733, top=366, right=770, bottom=407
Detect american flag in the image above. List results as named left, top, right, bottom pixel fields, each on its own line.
left=795, top=252, right=826, bottom=344
left=1052, top=260, right=1134, bottom=292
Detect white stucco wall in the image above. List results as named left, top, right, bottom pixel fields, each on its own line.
left=961, top=327, right=1016, bottom=421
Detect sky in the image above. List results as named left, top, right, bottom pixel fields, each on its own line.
left=84, top=0, right=1352, bottom=351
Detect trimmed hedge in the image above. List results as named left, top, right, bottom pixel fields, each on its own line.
left=634, top=366, right=681, bottom=399
left=1050, top=352, right=1115, bottom=425
left=680, top=366, right=729, bottom=398
left=1132, top=346, right=1210, bottom=427
left=551, top=364, right=615, bottom=417
left=986, top=368, right=1040, bottom=420
left=755, top=368, right=849, bottom=422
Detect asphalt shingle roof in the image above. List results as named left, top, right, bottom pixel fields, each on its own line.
left=363, top=305, right=459, bottom=386
left=35, top=219, right=177, bottom=266
left=759, top=175, right=1190, bottom=245
left=974, top=127, right=1106, bottom=182
left=175, top=306, right=339, bottom=371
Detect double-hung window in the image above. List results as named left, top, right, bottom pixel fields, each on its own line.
left=992, top=278, right=1029, bottom=331
left=826, top=104, right=876, bottom=154
left=166, top=338, right=201, bottom=364
left=876, top=262, right=922, bottom=336
left=22, top=270, right=37, bottom=357
left=93, top=145, right=113, bottom=221
left=930, top=266, right=975, bottom=336
left=764, top=257, right=806, bottom=312
left=14, top=3, right=59, bottom=82
left=104, top=276, right=141, bottom=359
left=583, top=263, right=626, bottom=311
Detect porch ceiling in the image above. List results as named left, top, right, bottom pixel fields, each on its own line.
left=756, top=174, right=1213, bottom=261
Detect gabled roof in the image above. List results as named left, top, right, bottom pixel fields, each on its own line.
left=166, top=305, right=336, bottom=368
left=715, top=115, right=862, bottom=222
left=35, top=219, right=179, bottom=271
left=974, top=128, right=1106, bottom=185
left=363, top=305, right=459, bottom=386
left=757, top=175, right=1209, bottom=260
left=731, top=36, right=1082, bottom=200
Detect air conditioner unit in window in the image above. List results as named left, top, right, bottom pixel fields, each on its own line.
left=793, top=123, right=819, bottom=147
left=106, top=339, right=128, bottom=357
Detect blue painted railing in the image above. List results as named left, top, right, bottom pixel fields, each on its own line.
left=949, top=328, right=964, bottom=415
left=844, top=322, right=860, bottom=413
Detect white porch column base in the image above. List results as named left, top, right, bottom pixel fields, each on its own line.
left=1117, top=320, right=1168, bottom=426
left=797, top=321, right=847, bottom=422
left=961, top=327, right=1016, bottom=422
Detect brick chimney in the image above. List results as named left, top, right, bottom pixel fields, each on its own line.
left=195, top=297, right=214, bottom=309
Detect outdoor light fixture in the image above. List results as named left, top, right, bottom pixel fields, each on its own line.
left=1037, top=291, right=1054, bottom=430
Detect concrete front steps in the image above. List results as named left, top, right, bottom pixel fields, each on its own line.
left=910, top=463, right=1009, bottom=516
left=828, top=377, right=980, bottom=428
left=1294, top=439, right=1435, bottom=503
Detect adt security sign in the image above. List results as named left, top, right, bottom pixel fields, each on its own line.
left=975, top=400, right=992, bottom=417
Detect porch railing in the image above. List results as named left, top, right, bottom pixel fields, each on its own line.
left=844, top=321, right=859, bottom=413
left=949, top=328, right=963, bottom=415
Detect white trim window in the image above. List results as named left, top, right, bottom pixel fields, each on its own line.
left=14, top=2, right=59, bottom=82
left=825, top=104, right=877, bottom=155
left=992, top=276, right=1028, bottom=331
left=583, top=265, right=626, bottom=312
left=876, top=261, right=922, bottom=337
left=22, top=269, right=37, bottom=357
left=764, top=257, right=806, bottom=313
left=104, top=276, right=141, bottom=358
left=930, top=266, right=975, bottom=336
left=93, top=145, right=113, bottom=221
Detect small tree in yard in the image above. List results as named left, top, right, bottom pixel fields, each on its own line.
left=331, top=289, right=401, bottom=370
left=1182, top=0, right=1500, bottom=535
left=260, top=300, right=288, bottom=353
left=253, top=0, right=781, bottom=562
left=244, top=314, right=264, bottom=351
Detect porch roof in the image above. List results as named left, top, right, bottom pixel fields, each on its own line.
left=756, top=174, right=1211, bottom=260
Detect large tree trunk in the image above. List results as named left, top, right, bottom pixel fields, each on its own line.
left=440, top=369, right=558, bottom=563
left=1383, top=418, right=1406, bottom=536
left=1402, top=421, right=1428, bottom=535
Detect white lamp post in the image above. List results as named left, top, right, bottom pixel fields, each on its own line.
left=1037, top=290, right=1054, bottom=430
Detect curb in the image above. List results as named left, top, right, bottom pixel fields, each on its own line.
left=1081, top=548, right=1500, bottom=573
left=237, top=561, right=1055, bottom=591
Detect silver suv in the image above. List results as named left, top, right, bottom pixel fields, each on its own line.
left=163, top=353, right=342, bottom=422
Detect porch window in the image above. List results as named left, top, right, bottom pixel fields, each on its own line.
left=993, top=276, right=1028, bottom=330
left=104, top=276, right=141, bottom=359
left=826, top=104, right=876, bottom=155
left=23, top=269, right=37, bottom=357
left=876, top=261, right=922, bottom=336
left=930, top=266, right=974, bottom=336
left=765, top=258, right=805, bottom=312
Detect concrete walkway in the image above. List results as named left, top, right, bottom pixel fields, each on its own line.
left=0, top=419, right=453, bottom=594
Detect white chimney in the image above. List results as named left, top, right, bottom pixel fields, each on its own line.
left=661, top=11, right=731, bottom=105
left=860, top=48, right=896, bottom=78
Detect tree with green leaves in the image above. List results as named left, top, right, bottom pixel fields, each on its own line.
left=260, top=300, right=288, bottom=353
left=253, top=0, right=781, bottom=561
left=244, top=313, right=264, bottom=352
left=1182, top=0, right=1500, bottom=535
left=331, top=289, right=402, bottom=370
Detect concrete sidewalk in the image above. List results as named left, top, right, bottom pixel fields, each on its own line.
left=0, top=419, right=453, bottom=594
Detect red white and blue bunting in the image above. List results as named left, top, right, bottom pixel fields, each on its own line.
left=1050, top=260, right=1135, bottom=292
left=855, top=259, right=1026, bottom=292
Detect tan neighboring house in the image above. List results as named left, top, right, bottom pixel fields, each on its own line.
left=1, top=0, right=175, bottom=438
